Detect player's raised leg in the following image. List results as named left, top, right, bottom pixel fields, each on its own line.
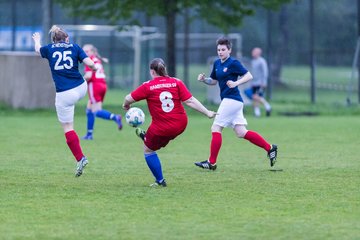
left=95, top=109, right=123, bottom=129
left=235, top=125, right=278, bottom=167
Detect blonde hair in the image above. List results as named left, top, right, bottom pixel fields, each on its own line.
left=83, top=44, right=109, bottom=63
left=49, top=25, right=68, bottom=43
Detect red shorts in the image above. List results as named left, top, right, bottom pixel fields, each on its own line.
left=144, top=124, right=186, bottom=151
left=88, top=82, right=107, bottom=103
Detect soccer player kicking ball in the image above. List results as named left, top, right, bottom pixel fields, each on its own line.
left=122, top=58, right=216, bottom=187
left=195, top=37, right=278, bottom=171
left=32, top=26, right=97, bottom=177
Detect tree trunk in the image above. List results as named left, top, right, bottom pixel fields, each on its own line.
left=183, top=7, right=190, bottom=88
left=272, top=6, right=289, bottom=85
left=165, top=0, right=177, bottom=77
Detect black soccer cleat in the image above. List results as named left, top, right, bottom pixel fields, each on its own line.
left=194, top=160, right=217, bottom=171
left=266, top=108, right=272, bottom=117
left=150, top=179, right=167, bottom=187
left=267, top=144, right=278, bottom=167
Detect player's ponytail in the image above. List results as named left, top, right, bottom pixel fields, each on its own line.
left=93, top=46, right=109, bottom=64
left=150, top=58, right=168, bottom=77
left=49, top=25, right=68, bottom=43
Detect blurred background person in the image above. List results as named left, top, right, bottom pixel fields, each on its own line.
left=82, top=44, right=122, bottom=140
left=250, top=47, right=272, bottom=117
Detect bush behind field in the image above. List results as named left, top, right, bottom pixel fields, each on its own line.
left=1, top=88, right=359, bottom=117
left=0, top=65, right=359, bottom=116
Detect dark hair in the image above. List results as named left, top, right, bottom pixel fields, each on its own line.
left=216, top=37, right=232, bottom=50
left=49, top=25, right=68, bottom=43
left=149, top=58, right=168, bottom=77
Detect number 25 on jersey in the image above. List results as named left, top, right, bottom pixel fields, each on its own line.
left=53, top=50, right=73, bottom=70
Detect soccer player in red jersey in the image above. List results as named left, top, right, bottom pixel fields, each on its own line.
left=82, top=44, right=122, bottom=140
left=122, top=58, right=217, bottom=187
left=32, top=26, right=97, bottom=177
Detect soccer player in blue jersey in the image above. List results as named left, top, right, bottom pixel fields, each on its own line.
left=195, top=37, right=278, bottom=170
left=32, top=25, right=97, bottom=177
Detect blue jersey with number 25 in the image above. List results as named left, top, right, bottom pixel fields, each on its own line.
left=40, top=42, right=87, bottom=92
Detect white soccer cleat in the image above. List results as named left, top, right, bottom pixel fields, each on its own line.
left=75, top=157, right=88, bottom=177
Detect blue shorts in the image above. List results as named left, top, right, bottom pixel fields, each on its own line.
left=251, top=86, right=264, bottom=97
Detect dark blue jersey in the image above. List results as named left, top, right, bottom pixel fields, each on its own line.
left=40, top=42, right=87, bottom=92
left=210, top=57, right=248, bottom=102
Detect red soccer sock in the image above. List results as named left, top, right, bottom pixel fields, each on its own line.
left=244, top=130, right=271, bottom=152
left=65, top=130, right=84, bottom=161
left=209, top=132, right=222, bottom=165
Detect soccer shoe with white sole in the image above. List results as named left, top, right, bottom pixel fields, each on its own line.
left=267, top=144, right=278, bottom=167
left=194, top=160, right=217, bottom=170
left=150, top=179, right=167, bottom=187
left=115, top=115, right=123, bottom=130
left=75, top=156, right=88, bottom=177
left=135, top=128, right=146, bottom=141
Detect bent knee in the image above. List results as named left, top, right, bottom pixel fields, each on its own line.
left=234, top=125, right=247, bottom=138
left=211, top=124, right=222, bottom=133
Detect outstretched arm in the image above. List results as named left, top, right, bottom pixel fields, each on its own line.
left=184, top=96, right=216, bottom=118
left=32, top=32, right=42, bottom=54
left=197, top=73, right=218, bottom=85
left=122, top=94, right=136, bottom=110
left=83, top=57, right=97, bottom=71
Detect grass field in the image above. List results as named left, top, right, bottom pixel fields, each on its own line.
left=0, top=90, right=359, bottom=240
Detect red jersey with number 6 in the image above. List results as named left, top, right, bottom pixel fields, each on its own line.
left=131, top=76, right=192, bottom=136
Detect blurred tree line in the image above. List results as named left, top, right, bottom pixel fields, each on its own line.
left=1, top=0, right=357, bottom=84
left=55, top=0, right=357, bottom=85
left=55, top=0, right=290, bottom=78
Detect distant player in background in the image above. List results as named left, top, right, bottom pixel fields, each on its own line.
left=32, top=25, right=96, bottom=177
left=251, top=47, right=272, bottom=117
left=81, top=44, right=122, bottom=140
left=122, top=58, right=216, bottom=187
left=195, top=37, right=278, bottom=170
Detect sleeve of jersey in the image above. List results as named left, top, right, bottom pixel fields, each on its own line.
left=177, top=80, right=192, bottom=101
left=39, top=46, right=47, bottom=59
left=210, top=62, right=217, bottom=80
left=234, top=60, right=248, bottom=76
left=131, top=84, right=148, bottom=101
left=77, top=44, right=88, bottom=62
left=84, top=64, right=92, bottom=72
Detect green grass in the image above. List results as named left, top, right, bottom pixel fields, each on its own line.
left=281, top=65, right=354, bottom=84
left=0, top=90, right=359, bottom=239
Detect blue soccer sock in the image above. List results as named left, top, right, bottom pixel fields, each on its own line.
left=95, top=109, right=116, bottom=121
left=144, top=152, right=164, bottom=183
left=86, top=108, right=95, bottom=135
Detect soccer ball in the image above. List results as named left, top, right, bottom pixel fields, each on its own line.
left=125, top=107, right=145, bottom=127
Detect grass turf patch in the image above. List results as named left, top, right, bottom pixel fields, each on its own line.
left=0, top=111, right=359, bottom=239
